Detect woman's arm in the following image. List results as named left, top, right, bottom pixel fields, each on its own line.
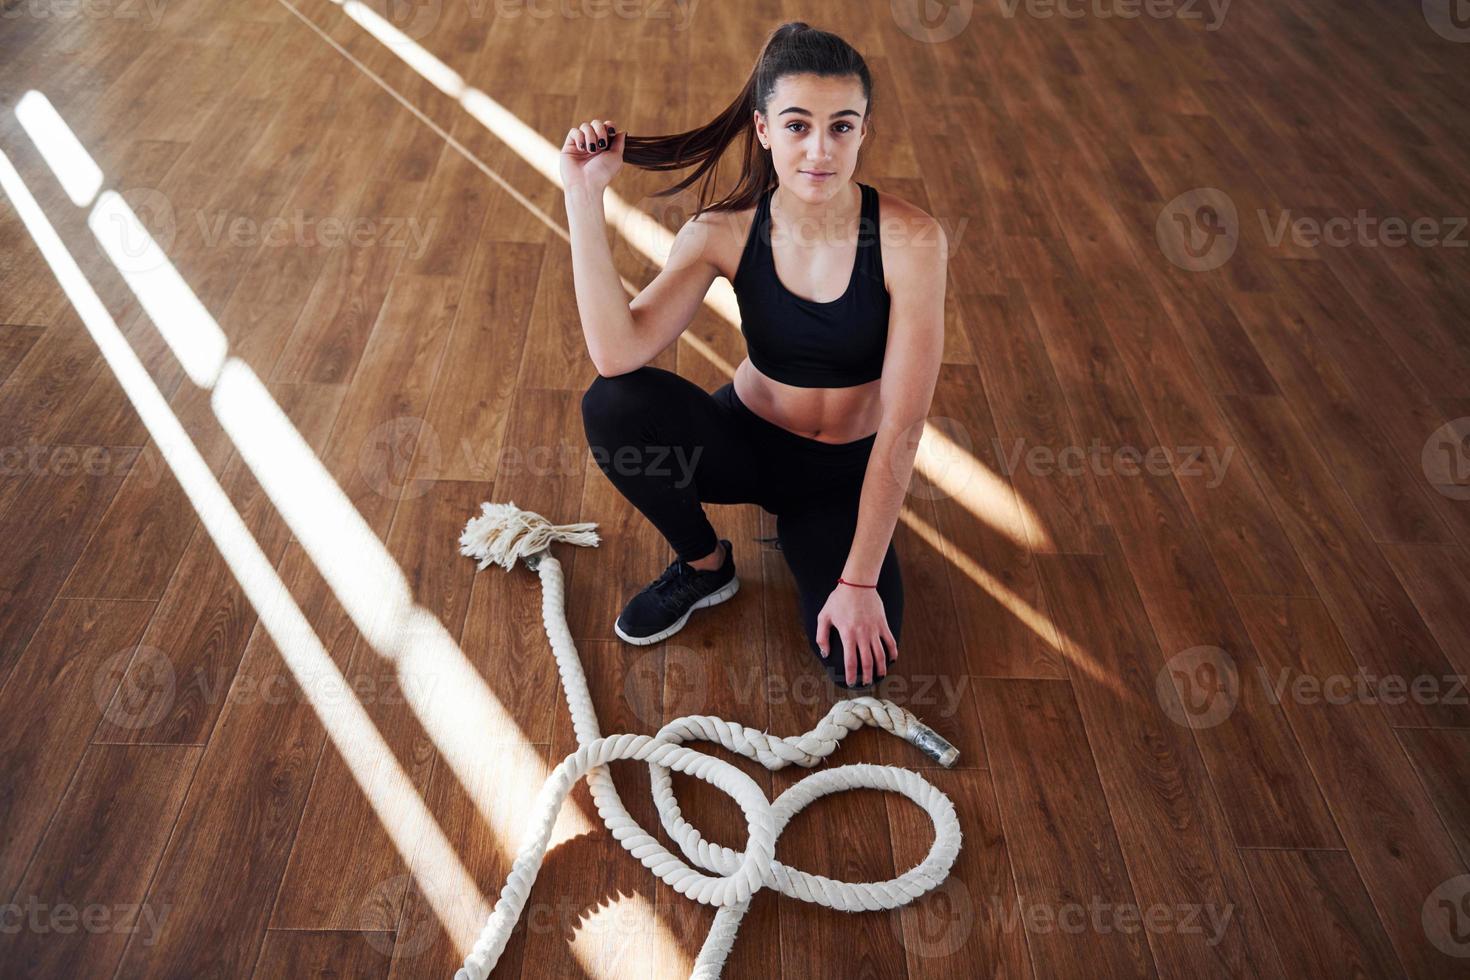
left=565, top=183, right=640, bottom=377
left=843, top=212, right=948, bottom=585
left=561, top=119, right=721, bottom=377
left=816, top=207, right=948, bottom=686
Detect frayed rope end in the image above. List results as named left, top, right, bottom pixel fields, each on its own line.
left=458, top=501, right=600, bottom=572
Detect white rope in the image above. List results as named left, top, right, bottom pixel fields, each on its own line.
left=454, top=502, right=964, bottom=980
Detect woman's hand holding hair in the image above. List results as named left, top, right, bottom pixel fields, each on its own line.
left=560, top=118, right=624, bottom=195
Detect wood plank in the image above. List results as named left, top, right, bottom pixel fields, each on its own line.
left=975, top=678, right=1156, bottom=978
left=0, top=743, right=199, bottom=978
left=383, top=385, right=596, bottom=979
left=1143, top=585, right=1341, bottom=849
left=0, top=309, right=105, bottom=452
left=0, top=450, right=137, bottom=678
left=1228, top=269, right=1451, bottom=551
left=1380, top=542, right=1470, bottom=681
left=268, top=172, right=434, bottom=384
left=56, top=383, right=234, bottom=601
left=1035, top=536, right=1283, bottom=977
left=110, top=541, right=361, bottom=977
left=0, top=598, right=155, bottom=899
left=960, top=286, right=1106, bottom=556
left=1240, top=849, right=1403, bottom=979
left=887, top=768, right=1034, bottom=979
left=1397, top=728, right=1470, bottom=872
left=1220, top=393, right=1468, bottom=728
left=0, top=322, right=45, bottom=388
left=270, top=479, right=487, bottom=929
left=92, top=381, right=347, bottom=745
left=927, top=362, right=1065, bottom=681
left=410, top=237, right=543, bottom=484
left=1235, top=594, right=1468, bottom=980
left=252, top=929, right=393, bottom=978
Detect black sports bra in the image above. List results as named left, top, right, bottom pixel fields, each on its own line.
left=732, top=181, right=890, bottom=388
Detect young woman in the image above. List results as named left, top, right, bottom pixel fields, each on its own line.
left=561, top=22, right=947, bottom=690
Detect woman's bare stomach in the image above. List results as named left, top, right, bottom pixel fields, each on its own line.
left=732, top=358, right=882, bottom=444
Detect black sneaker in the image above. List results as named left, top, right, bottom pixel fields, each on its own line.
left=613, top=539, right=739, bottom=645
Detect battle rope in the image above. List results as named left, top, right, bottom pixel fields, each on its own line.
left=454, top=502, right=963, bottom=980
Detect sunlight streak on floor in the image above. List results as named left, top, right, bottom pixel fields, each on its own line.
left=0, top=143, right=492, bottom=954
left=918, top=420, right=1053, bottom=552
left=14, top=90, right=102, bottom=206
left=88, top=190, right=230, bottom=387
left=899, top=503, right=1121, bottom=694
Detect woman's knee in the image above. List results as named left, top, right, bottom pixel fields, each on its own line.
left=581, top=366, right=668, bottom=439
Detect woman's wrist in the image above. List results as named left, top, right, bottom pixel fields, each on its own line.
left=564, top=183, right=606, bottom=208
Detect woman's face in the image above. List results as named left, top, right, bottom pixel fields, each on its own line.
left=756, top=73, right=868, bottom=201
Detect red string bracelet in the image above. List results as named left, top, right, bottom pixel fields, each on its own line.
left=837, top=576, right=877, bottom=589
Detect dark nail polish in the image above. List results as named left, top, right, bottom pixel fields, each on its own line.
left=599, top=138, right=606, bottom=147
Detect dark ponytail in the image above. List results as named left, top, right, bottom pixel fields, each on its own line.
left=621, top=21, right=874, bottom=217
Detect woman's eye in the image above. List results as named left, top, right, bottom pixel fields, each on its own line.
left=787, top=123, right=853, bottom=134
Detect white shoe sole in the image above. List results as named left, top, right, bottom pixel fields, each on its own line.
left=613, top=575, right=740, bottom=646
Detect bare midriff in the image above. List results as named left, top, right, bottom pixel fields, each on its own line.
left=732, top=359, right=881, bottom=444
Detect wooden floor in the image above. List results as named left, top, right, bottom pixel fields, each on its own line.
left=2, top=0, right=1468, bottom=977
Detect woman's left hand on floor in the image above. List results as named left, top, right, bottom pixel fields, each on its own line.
left=816, top=585, right=898, bottom=686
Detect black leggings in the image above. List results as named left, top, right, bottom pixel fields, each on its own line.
left=580, top=365, right=903, bottom=689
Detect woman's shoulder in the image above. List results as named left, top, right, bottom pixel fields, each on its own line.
left=867, top=186, right=947, bottom=274
left=865, top=185, right=939, bottom=237
left=682, top=196, right=761, bottom=284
